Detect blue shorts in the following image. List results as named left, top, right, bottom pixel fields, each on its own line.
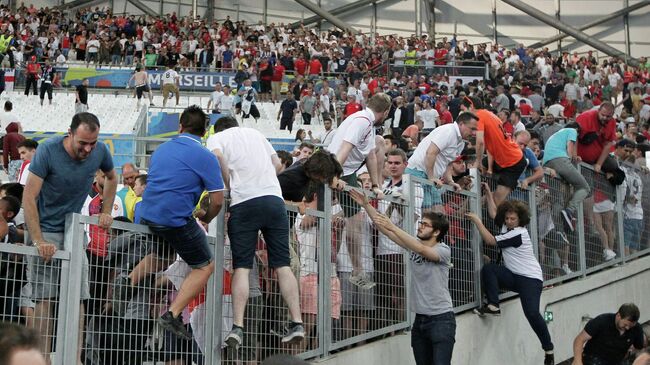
left=141, top=218, right=212, bottom=269
left=405, top=167, right=442, bottom=208
left=623, top=218, right=643, bottom=251
left=228, top=195, right=290, bottom=269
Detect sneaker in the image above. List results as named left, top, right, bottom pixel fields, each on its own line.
left=561, top=209, right=576, bottom=232
left=348, top=273, right=376, bottom=290
left=603, top=249, right=616, bottom=261
left=280, top=322, right=305, bottom=344
left=225, top=326, right=244, bottom=349
left=473, top=305, right=501, bottom=317
left=544, top=352, right=555, bottom=365
left=111, top=272, right=133, bottom=315
left=157, top=311, right=192, bottom=341
left=561, top=264, right=573, bottom=275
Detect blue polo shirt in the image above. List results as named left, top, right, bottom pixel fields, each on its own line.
left=139, top=133, right=224, bottom=227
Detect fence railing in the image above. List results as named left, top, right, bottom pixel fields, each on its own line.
left=387, top=63, right=489, bottom=81
left=1, top=160, right=649, bottom=364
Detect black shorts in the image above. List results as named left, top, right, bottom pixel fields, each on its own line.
left=136, top=85, right=150, bottom=99
left=227, top=196, right=290, bottom=269
left=260, top=80, right=271, bottom=93
left=242, top=104, right=260, bottom=119
left=340, top=173, right=361, bottom=217
left=141, top=218, right=213, bottom=269
left=489, top=156, right=527, bottom=190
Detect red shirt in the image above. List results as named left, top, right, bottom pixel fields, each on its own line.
left=576, top=109, right=616, bottom=164
left=560, top=99, right=576, bottom=118
left=308, top=59, right=322, bottom=75
left=434, top=49, right=448, bottom=65
left=294, top=58, right=307, bottom=75
left=344, top=102, right=363, bottom=118
left=519, top=103, right=532, bottom=116
left=272, top=64, right=285, bottom=82
left=440, top=110, right=453, bottom=125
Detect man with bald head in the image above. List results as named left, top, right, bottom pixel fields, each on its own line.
left=116, top=162, right=138, bottom=221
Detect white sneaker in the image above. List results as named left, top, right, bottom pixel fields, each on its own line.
left=603, top=249, right=616, bottom=261
left=348, top=273, right=376, bottom=290
left=561, top=264, right=573, bottom=275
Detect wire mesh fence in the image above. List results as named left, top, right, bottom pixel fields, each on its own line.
left=579, top=163, right=622, bottom=271
left=3, top=161, right=650, bottom=364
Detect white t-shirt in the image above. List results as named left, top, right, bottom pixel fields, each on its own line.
left=206, top=127, right=282, bottom=206
left=18, top=162, right=30, bottom=185
left=210, top=90, right=224, bottom=108
left=547, top=104, right=565, bottom=118
left=219, top=95, right=235, bottom=112
left=0, top=111, right=19, bottom=126
left=376, top=179, right=422, bottom=256
left=86, top=39, right=100, bottom=53
left=417, top=108, right=439, bottom=129
left=162, top=69, right=179, bottom=85
left=496, top=226, right=543, bottom=281
left=326, top=109, right=376, bottom=176
left=407, top=123, right=464, bottom=179
left=297, top=213, right=337, bottom=276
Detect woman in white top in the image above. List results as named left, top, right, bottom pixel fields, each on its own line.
left=466, top=188, right=554, bottom=365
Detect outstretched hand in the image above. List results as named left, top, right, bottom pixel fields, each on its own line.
left=372, top=213, right=393, bottom=230
left=349, top=188, right=369, bottom=206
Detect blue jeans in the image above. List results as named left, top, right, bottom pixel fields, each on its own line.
left=481, top=263, right=554, bottom=351
left=405, top=167, right=442, bottom=209
left=624, top=218, right=643, bottom=251
left=141, top=218, right=212, bottom=269
left=411, top=312, right=456, bottom=365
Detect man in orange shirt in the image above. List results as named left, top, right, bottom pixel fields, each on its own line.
left=461, top=96, right=526, bottom=217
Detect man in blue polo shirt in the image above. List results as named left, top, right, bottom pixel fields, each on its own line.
left=138, top=105, right=225, bottom=339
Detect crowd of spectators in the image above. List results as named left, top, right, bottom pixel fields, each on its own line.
left=0, top=3, right=649, bottom=364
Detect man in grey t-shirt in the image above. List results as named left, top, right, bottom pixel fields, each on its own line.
left=23, top=112, right=117, bottom=361
left=350, top=189, right=456, bottom=365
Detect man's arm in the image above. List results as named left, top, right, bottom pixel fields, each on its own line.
left=200, top=191, right=224, bottom=223
left=335, top=140, right=354, bottom=167
left=271, top=154, right=283, bottom=174
left=572, top=330, right=592, bottom=365
left=474, top=131, right=485, bottom=171
left=212, top=148, right=230, bottom=188
left=22, top=173, right=57, bottom=261
left=424, top=143, right=440, bottom=181
left=594, top=141, right=615, bottom=173
left=521, top=165, right=544, bottom=189
left=99, top=169, right=118, bottom=229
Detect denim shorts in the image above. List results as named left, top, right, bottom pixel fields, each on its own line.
left=624, top=218, right=643, bottom=251
left=141, top=218, right=212, bottom=269
left=405, top=168, right=443, bottom=208
left=228, top=195, right=290, bottom=269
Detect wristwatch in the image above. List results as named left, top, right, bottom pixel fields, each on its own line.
left=32, top=240, right=41, bottom=248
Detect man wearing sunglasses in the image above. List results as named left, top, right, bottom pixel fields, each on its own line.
left=461, top=96, right=527, bottom=218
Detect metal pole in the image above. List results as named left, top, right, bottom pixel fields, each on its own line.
left=317, top=0, right=322, bottom=33
left=492, top=0, right=498, bottom=45
left=192, top=0, right=197, bottom=20
left=293, top=0, right=359, bottom=33
left=430, top=0, right=436, bottom=42
left=532, top=0, right=650, bottom=48
left=500, top=0, right=639, bottom=66
left=289, top=0, right=378, bottom=29
left=206, top=0, right=214, bottom=22
left=623, top=0, right=631, bottom=60
left=158, top=0, right=163, bottom=17
left=555, top=0, right=561, bottom=54
left=263, top=0, right=268, bottom=27
left=415, top=0, right=421, bottom=37
left=236, top=3, right=240, bottom=22
left=371, top=2, right=377, bottom=40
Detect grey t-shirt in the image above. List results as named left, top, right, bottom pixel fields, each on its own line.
left=29, top=135, right=114, bottom=232
left=410, top=242, right=454, bottom=316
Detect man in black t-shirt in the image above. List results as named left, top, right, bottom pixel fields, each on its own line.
left=277, top=92, right=298, bottom=133
left=573, top=303, right=646, bottom=365
left=75, top=79, right=89, bottom=114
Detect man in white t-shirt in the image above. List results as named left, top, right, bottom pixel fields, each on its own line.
left=310, top=116, right=336, bottom=147
left=206, top=83, right=224, bottom=113
left=217, top=85, right=235, bottom=116
left=85, top=34, right=100, bottom=65
left=327, top=93, right=391, bottom=289
left=406, top=112, right=478, bottom=212
left=161, top=65, right=180, bottom=107
left=0, top=100, right=19, bottom=128
left=206, top=116, right=305, bottom=349
left=17, top=138, right=37, bottom=186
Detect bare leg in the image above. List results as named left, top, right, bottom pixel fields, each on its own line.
left=77, top=303, right=84, bottom=365
left=593, top=212, right=608, bottom=250
left=345, top=214, right=364, bottom=276
left=492, top=185, right=513, bottom=208
left=231, top=267, right=251, bottom=327
left=276, top=266, right=302, bottom=323
left=603, top=210, right=616, bottom=251
left=169, top=262, right=215, bottom=317
left=128, top=253, right=171, bottom=286
left=31, top=300, right=53, bottom=363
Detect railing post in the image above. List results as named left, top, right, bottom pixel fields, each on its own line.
left=205, top=208, right=225, bottom=365
left=320, top=185, right=333, bottom=358
left=59, top=213, right=84, bottom=365
left=470, top=168, right=483, bottom=308
left=616, top=170, right=627, bottom=264
left=576, top=164, right=587, bottom=278
left=528, top=183, right=539, bottom=260
left=404, top=174, right=416, bottom=325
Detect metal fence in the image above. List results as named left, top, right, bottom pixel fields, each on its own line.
left=1, top=161, right=650, bottom=364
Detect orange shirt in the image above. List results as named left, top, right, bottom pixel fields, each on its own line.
left=476, top=109, right=522, bottom=168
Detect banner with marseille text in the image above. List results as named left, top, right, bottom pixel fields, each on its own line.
left=59, top=67, right=237, bottom=91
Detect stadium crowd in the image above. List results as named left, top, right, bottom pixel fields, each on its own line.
left=0, top=3, right=648, bottom=365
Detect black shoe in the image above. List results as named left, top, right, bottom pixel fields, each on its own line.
left=561, top=209, right=576, bottom=232
left=544, top=352, right=554, bottom=365
left=158, top=311, right=192, bottom=340
left=111, top=272, right=133, bottom=315
left=473, top=305, right=501, bottom=317
left=271, top=322, right=306, bottom=344
left=225, top=326, right=243, bottom=349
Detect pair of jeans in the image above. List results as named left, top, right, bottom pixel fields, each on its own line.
left=545, top=157, right=591, bottom=212
left=411, top=311, right=456, bottom=365
left=481, top=263, right=554, bottom=351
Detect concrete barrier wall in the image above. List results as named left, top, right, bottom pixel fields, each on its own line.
left=316, top=255, right=650, bottom=365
